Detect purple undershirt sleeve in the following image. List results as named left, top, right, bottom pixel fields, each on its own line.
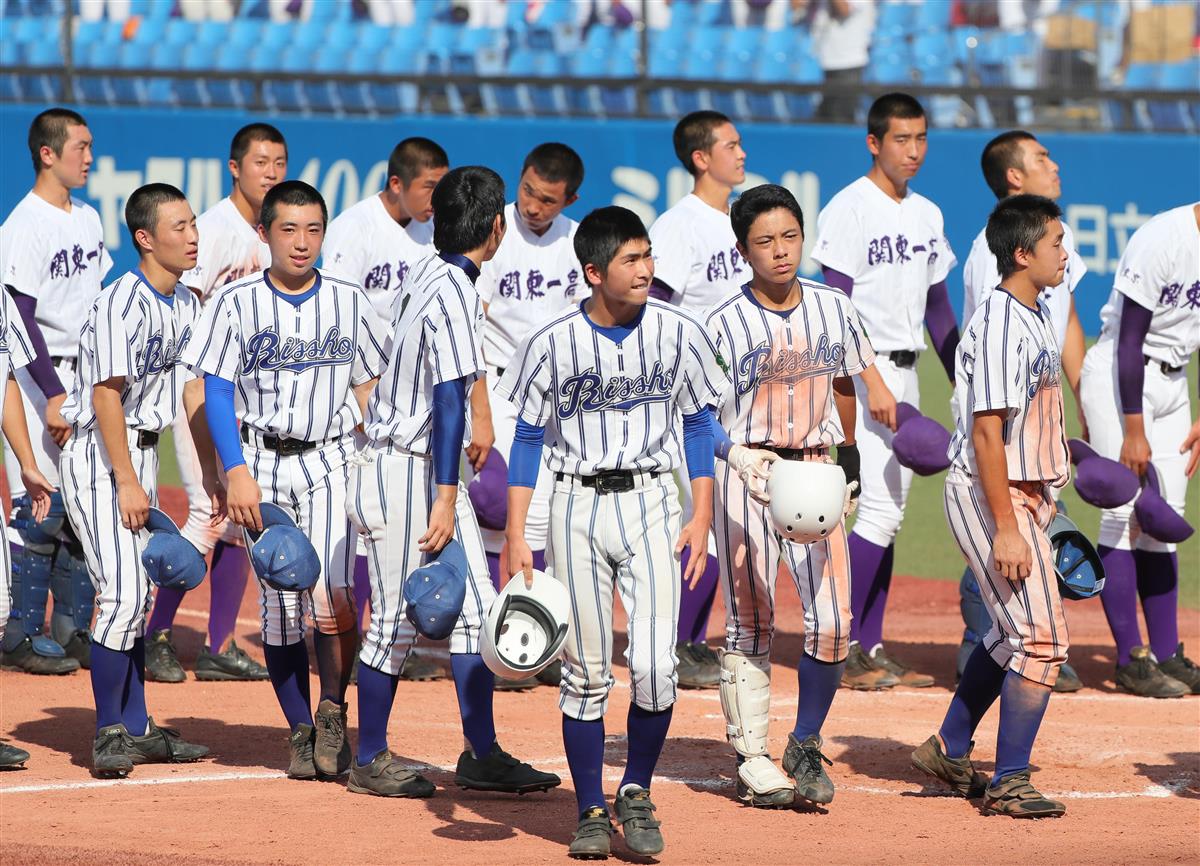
left=8, top=289, right=66, bottom=399
left=923, top=279, right=961, bottom=382
left=1117, top=295, right=1153, bottom=415
left=821, top=267, right=854, bottom=296
left=648, top=278, right=674, bottom=303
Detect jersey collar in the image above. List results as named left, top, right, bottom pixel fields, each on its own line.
left=133, top=268, right=176, bottom=307
left=263, top=268, right=322, bottom=307
left=438, top=251, right=481, bottom=285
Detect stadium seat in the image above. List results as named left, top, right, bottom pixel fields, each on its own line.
left=24, top=37, right=62, bottom=67
left=648, top=47, right=683, bottom=79
left=162, top=19, right=195, bottom=48
left=73, top=74, right=113, bottom=106
left=84, top=41, right=119, bottom=68
left=143, top=78, right=175, bottom=107
left=912, top=0, right=951, bottom=32
left=866, top=55, right=910, bottom=84
left=876, top=2, right=914, bottom=40
left=598, top=86, right=636, bottom=116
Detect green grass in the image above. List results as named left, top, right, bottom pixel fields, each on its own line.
left=865, top=347, right=1199, bottom=609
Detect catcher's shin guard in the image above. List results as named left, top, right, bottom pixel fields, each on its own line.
left=719, top=650, right=793, bottom=805
left=5, top=496, right=68, bottom=654
left=50, top=540, right=95, bottom=644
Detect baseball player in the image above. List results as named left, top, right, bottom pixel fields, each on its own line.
left=1, top=107, right=112, bottom=675
left=144, top=122, right=287, bottom=685
left=1080, top=202, right=1200, bottom=697
left=322, top=136, right=450, bottom=684
left=648, top=110, right=748, bottom=689
left=707, top=184, right=896, bottom=809
left=346, top=166, right=558, bottom=798
left=500, top=206, right=726, bottom=859
left=183, top=180, right=391, bottom=781
left=956, top=130, right=1090, bottom=692
left=0, top=287, right=57, bottom=768
left=57, top=183, right=210, bottom=777
left=812, top=92, right=959, bottom=690
left=913, top=194, right=1071, bottom=818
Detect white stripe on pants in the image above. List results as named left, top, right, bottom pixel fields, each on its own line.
left=550, top=472, right=681, bottom=721
left=347, top=448, right=494, bottom=674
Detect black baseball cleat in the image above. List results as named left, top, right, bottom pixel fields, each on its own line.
left=676, top=640, right=721, bottom=689
left=1, top=635, right=80, bottom=675
left=92, top=724, right=135, bottom=778
left=782, top=733, right=835, bottom=805
left=347, top=749, right=436, bottom=798
left=0, top=740, right=30, bottom=769
left=125, top=717, right=209, bottom=765
left=194, top=639, right=270, bottom=681
left=1053, top=662, right=1083, bottom=693
left=454, top=742, right=561, bottom=794
left=144, top=629, right=186, bottom=683
left=62, top=629, right=93, bottom=669
left=313, top=699, right=352, bottom=777
left=613, top=785, right=665, bottom=856
left=568, top=807, right=614, bottom=860
left=1156, top=643, right=1200, bottom=694
left=399, top=650, right=448, bottom=682
left=287, top=723, right=318, bottom=780
left=536, top=658, right=563, bottom=688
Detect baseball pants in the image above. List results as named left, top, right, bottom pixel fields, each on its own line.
left=3, top=358, right=75, bottom=520
left=0, top=511, right=11, bottom=641
left=171, top=403, right=241, bottom=552
left=943, top=470, right=1069, bottom=687
left=347, top=447, right=493, bottom=674
left=549, top=471, right=681, bottom=721
left=59, top=429, right=159, bottom=652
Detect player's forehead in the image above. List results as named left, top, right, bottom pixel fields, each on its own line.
left=63, top=123, right=92, bottom=145
left=1018, top=137, right=1049, bottom=160
left=613, top=237, right=651, bottom=259
left=155, top=198, right=195, bottom=225
left=411, top=165, right=448, bottom=187
left=242, top=138, right=287, bottom=162
left=881, top=115, right=927, bottom=139
left=748, top=207, right=802, bottom=237
left=271, top=202, right=324, bottom=226
left=710, top=122, right=740, bottom=147
left=520, top=166, right=568, bottom=198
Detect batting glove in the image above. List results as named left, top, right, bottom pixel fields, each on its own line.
left=728, top=445, right=779, bottom=504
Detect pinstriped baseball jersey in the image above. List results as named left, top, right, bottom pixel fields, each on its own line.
left=62, top=271, right=200, bottom=434
left=180, top=197, right=271, bottom=304
left=649, top=193, right=745, bottom=314
left=182, top=269, right=391, bottom=442
left=364, top=253, right=485, bottom=454
left=0, top=289, right=35, bottom=418
left=949, top=290, right=1069, bottom=486
left=498, top=299, right=727, bottom=475
left=706, top=281, right=875, bottom=450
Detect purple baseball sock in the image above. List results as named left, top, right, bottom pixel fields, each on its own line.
left=207, top=541, right=250, bottom=651
left=485, top=549, right=547, bottom=591
left=145, top=586, right=184, bottom=636
left=620, top=703, right=673, bottom=791
left=563, top=714, right=607, bottom=814
left=1098, top=546, right=1141, bottom=666
left=1135, top=550, right=1179, bottom=662
left=353, top=555, right=371, bottom=632
left=677, top=549, right=719, bottom=644
left=848, top=534, right=893, bottom=648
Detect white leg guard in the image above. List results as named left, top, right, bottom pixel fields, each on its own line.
left=720, top=650, right=793, bottom=800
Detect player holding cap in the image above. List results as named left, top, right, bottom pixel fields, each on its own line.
left=812, top=93, right=959, bottom=690
left=706, top=184, right=895, bottom=808
left=914, top=194, right=1071, bottom=818
left=323, top=136, right=451, bottom=684
left=346, top=166, right=558, bottom=799
left=1080, top=202, right=1200, bottom=697
left=648, top=110, right=748, bottom=689
left=183, top=180, right=391, bottom=781
left=500, top=206, right=725, bottom=859
left=144, top=122, right=288, bottom=685
left=57, top=183, right=211, bottom=777
left=1, top=108, right=111, bottom=675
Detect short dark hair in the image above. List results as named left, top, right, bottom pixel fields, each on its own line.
left=260, top=180, right=327, bottom=230
left=229, top=122, right=287, bottom=165
left=730, top=184, right=804, bottom=248
left=985, top=194, right=1062, bottom=279
left=125, top=183, right=189, bottom=255
left=522, top=142, right=585, bottom=197
left=866, top=92, right=926, bottom=140
left=673, top=110, right=732, bottom=176
left=27, top=107, right=87, bottom=174
left=573, top=206, right=649, bottom=285
left=431, top=166, right=505, bottom=254
left=388, top=137, right=449, bottom=187
left=981, top=130, right=1038, bottom=200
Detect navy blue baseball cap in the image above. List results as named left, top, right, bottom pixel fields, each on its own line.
left=243, top=502, right=321, bottom=592
left=403, top=539, right=468, bottom=640
left=141, top=507, right=207, bottom=591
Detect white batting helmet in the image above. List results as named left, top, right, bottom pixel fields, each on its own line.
left=765, top=460, right=847, bottom=544
left=480, top=570, right=571, bottom=681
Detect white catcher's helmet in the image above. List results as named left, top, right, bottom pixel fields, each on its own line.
left=765, top=460, right=848, bottom=544
left=480, top=570, right=571, bottom=680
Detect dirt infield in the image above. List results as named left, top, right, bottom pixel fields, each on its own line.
left=2, top=488, right=1198, bottom=865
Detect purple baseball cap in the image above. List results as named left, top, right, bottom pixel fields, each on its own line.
left=468, top=449, right=509, bottom=531
left=1068, top=439, right=1140, bottom=509
left=895, top=402, right=922, bottom=429
left=893, top=415, right=952, bottom=476
left=1135, top=464, right=1194, bottom=544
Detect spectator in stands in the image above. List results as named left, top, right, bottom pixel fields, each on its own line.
left=78, top=0, right=131, bottom=20
left=731, top=0, right=791, bottom=31
left=178, top=0, right=237, bottom=21
left=804, top=0, right=877, bottom=123
left=358, top=0, right=416, bottom=27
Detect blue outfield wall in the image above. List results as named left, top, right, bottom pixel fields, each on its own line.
left=2, top=105, right=1198, bottom=334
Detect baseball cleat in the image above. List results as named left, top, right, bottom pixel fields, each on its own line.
left=782, top=733, right=835, bottom=805
left=92, top=724, right=135, bottom=778
left=1, top=635, right=80, bottom=675
left=910, top=735, right=989, bottom=798
left=1052, top=662, right=1083, bottom=693
left=1115, top=646, right=1188, bottom=698
left=399, top=650, right=448, bottom=682
left=313, top=699, right=352, bottom=777
left=286, top=723, right=318, bottom=780
left=454, top=742, right=561, bottom=794
left=194, top=639, right=270, bottom=681
left=535, top=658, right=563, bottom=687
left=870, top=644, right=935, bottom=688
left=1156, top=643, right=1200, bottom=694
left=840, top=642, right=898, bottom=690
left=62, top=629, right=93, bottom=669
left=614, top=786, right=664, bottom=856
left=125, top=717, right=209, bottom=765
left=493, top=674, right=540, bottom=691
left=347, top=749, right=436, bottom=798
left=676, top=640, right=721, bottom=689
left=734, top=755, right=796, bottom=808
left=568, top=807, right=614, bottom=860
left=0, top=740, right=30, bottom=769
left=144, top=629, right=187, bottom=683
left=982, top=771, right=1066, bottom=818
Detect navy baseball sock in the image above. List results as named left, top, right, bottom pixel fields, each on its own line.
left=451, top=653, right=497, bottom=757
left=939, top=643, right=1006, bottom=759
left=620, top=703, right=673, bottom=792
left=992, top=670, right=1052, bottom=783
left=90, top=642, right=131, bottom=732
left=792, top=653, right=845, bottom=742
left=563, top=714, right=606, bottom=813
left=263, top=640, right=313, bottom=731
left=355, top=661, right=398, bottom=765
left=121, top=636, right=148, bottom=736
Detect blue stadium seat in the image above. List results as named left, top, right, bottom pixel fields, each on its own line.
left=1, top=74, right=21, bottom=103
left=265, top=79, right=307, bottom=112
left=73, top=75, right=112, bottom=106
left=144, top=78, right=175, bottom=106
left=572, top=46, right=610, bottom=77
left=876, top=1, right=914, bottom=39
left=22, top=73, right=63, bottom=102
left=196, top=20, right=228, bottom=47
left=598, top=86, right=636, bottom=116
left=357, top=23, right=393, bottom=55
left=0, top=38, right=20, bottom=67
left=260, top=22, right=297, bottom=53
left=24, top=37, right=62, bottom=66
left=1160, top=59, right=1199, bottom=91
left=754, top=51, right=790, bottom=83
left=336, top=82, right=372, bottom=113
left=648, top=47, right=683, bottom=78
left=129, top=15, right=166, bottom=45
left=865, top=55, right=910, bottom=84
left=584, top=23, right=614, bottom=53
left=162, top=19, right=195, bottom=47
left=174, top=76, right=208, bottom=107
left=912, top=0, right=951, bottom=32
left=84, top=41, right=120, bottom=68
left=913, top=32, right=952, bottom=68
left=13, top=16, right=46, bottom=46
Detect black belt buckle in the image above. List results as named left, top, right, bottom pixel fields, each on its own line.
left=274, top=435, right=316, bottom=456
left=135, top=430, right=159, bottom=449
left=889, top=350, right=917, bottom=369
left=590, top=471, right=635, bottom=494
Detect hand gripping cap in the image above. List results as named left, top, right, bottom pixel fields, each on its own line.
left=480, top=569, right=570, bottom=680
left=467, top=449, right=509, bottom=531
left=765, top=459, right=847, bottom=544
left=1069, top=439, right=1140, bottom=509
left=403, top=539, right=468, bottom=640
left=242, top=502, right=320, bottom=592
left=141, top=507, right=207, bottom=591
left=1134, top=464, right=1195, bottom=544
left=1048, top=512, right=1105, bottom=600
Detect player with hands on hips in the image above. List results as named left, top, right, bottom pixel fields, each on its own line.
left=498, top=206, right=725, bottom=859
left=1079, top=202, right=1200, bottom=697
left=346, top=166, right=559, bottom=800
left=56, top=184, right=211, bottom=777
left=914, top=195, right=1072, bottom=818
left=705, top=184, right=890, bottom=810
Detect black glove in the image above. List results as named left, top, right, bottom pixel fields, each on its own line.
left=836, top=443, right=860, bottom=499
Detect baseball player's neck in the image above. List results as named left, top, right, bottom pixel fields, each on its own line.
left=230, top=187, right=261, bottom=227
left=31, top=172, right=74, bottom=212
left=379, top=190, right=414, bottom=227
left=691, top=175, right=733, bottom=214
left=748, top=276, right=801, bottom=311
left=584, top=292, right=643, bottom=328
left=136, top=257, right=181, bottom=297
left=998, top=273, right=1042, bottom=310
left=866, top=164, right=910, bottom=202
left=266, top=265, right=318, bottom=295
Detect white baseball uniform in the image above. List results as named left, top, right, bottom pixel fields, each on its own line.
left=0, top=191, right=112, bottom=502
left=812, top=175, right=957, bottom=545
left=0, top=289, right=36, bottom=636
left=184, top=269, right=391, bottom=646
left=58, top=271, right=200, bottom=652
left=321, top=193, right=436, bottom=321
left=350, top=253, right=494, bottom=674
left=498, top=299, right=727, bottom=720
left=1081, top=203, right=1199, bottom=552
left=945, top=290, right=1070, bottom=686
left=476, top=203, right=583, bottom=553
left=708, top=281, right=875, bottom=664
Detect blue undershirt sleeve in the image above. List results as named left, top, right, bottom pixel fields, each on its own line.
left=708, top=406, right=735, bottom=461
left=203, top=374, right=245, bottom=472
left=432, top=377, right=468, bottom=487
left=683, top=408, right=715, bottom=480
left=508, top=417, right=545, bottom=488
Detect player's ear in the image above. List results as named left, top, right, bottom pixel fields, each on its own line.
left=582, top=261, right=603, bottom=289
left=256, top=223, right=269, bottom=243
left=134, top=227, right=153, bottom=255
left=387, top=175, right=403, bottom=195
left=1005, top=165, right=1024, bottom=194
left=866, top=134, right=881, bottom=158
left=563, top=193, right=579, bottom=209
left=735, top=240, right=747, bottom=261
left=691, top=147, right=710, bottom=175
left=228, top=158, right=240, bottom=181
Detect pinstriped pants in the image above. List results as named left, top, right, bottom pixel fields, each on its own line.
left=943, top=470, right=1068, bottom=687
left=550, top=472, right=681, bottom=722
left=59, top=429, right=160, bottom=652
left=714, top=457, right=852, bottom=664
